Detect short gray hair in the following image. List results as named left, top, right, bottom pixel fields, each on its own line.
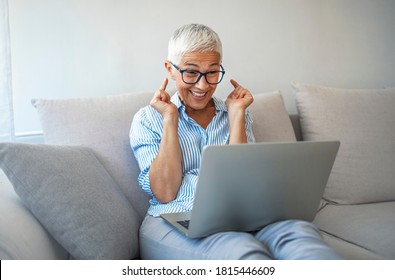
left=168, top=23, right=222, bottom=64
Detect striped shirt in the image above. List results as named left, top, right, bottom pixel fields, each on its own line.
left=130, top=93, right=255, bottom=217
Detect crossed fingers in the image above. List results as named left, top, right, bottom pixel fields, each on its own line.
left=230, top=79, right=249, bottom=99
left=152, top=78, right=170, bottom=104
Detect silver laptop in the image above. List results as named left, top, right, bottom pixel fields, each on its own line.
left=161, top=141, right=340, bottom=238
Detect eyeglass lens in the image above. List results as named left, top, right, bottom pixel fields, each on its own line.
left=183, top=71, right=223, bottom=84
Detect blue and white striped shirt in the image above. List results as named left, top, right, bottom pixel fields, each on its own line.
left=130, top=93, right=255, bottom=217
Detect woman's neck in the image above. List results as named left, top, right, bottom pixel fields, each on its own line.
left=185, top=99, right=216, bottom=129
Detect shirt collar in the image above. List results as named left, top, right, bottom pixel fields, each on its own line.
left=171, top=92, right=228, bottom=112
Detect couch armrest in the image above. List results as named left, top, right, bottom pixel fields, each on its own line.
left=0, top=173, right=69, bottom=259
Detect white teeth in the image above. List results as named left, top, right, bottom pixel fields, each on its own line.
left=191, top=91, right=206, bottom=97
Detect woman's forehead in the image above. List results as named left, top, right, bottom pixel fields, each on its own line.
left=180, top=51, right=221, bottom=66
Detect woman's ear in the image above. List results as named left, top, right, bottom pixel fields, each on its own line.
left=164, top=60, right=176, bottom=80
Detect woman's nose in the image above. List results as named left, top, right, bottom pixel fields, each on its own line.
left=195, top=75, right=210, bottom=90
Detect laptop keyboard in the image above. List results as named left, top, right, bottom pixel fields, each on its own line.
left=177, top=220, right=190, bottom=229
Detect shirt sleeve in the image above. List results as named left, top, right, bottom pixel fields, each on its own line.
left=129, top=107, right=161, bottom=197
left=245, top=109, right=256, bottom=143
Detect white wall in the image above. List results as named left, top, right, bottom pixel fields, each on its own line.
left=9, top=0, right=395, bottom=134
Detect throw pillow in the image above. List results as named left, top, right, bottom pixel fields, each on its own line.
left=0, top=143, right=140, bottom=259
left=293, top=82, right=395, bottom=204
left=249, top=91, right=296, bottom=142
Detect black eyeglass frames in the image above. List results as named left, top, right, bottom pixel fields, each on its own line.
left=170, top=62, right=225, bottom=85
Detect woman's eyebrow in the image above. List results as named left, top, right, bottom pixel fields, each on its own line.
left=183, top=62, right=220, bottom=68
left=183, top=63, right=199, bottom=68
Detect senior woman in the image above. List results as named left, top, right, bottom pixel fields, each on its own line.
left=130, top=23, right=341, bottom=260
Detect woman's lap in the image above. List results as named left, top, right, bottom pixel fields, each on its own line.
left=139, top=215, right=342, bottom=260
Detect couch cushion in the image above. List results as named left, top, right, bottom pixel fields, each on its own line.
left=249, top=91, right=296, bottom=142
left=319, top=232, right=382, bottom=260
left=0, top=143, right=140, bottom=259
left=313, top=202, right=395, bottom=259
left=32, top=92, right=153, bottom=219
left=293, top=83, right=395, bottom=204
left=0, top=169, right=69, bottom=259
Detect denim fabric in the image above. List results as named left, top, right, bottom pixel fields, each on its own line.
left=139, top=215, right=342, bottom=260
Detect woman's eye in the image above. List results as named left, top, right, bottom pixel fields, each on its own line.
left=207, top=71, right=219, bottom=76
left=185, top=70, right=199, bottom=76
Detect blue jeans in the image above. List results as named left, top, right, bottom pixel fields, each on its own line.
left=139, top=215, right=343, bottom=260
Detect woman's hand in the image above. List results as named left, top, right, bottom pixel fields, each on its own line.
left=226, top=79, right=253, bottom=144
left=150, top=78, right=178, bottom=119
left=225, top=79, right=254, bottom=112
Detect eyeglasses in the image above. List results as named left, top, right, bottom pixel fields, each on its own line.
left=170, top=62, right=225, bottom=85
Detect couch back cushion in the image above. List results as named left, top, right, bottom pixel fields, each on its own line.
left=293, top=82, right=395, bottom=204
left=32, top=92, right=152, bottom=219
left=249, top=91, right=296, bottom=142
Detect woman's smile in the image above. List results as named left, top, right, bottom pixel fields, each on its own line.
left=190, top=90, right=207, bottom=98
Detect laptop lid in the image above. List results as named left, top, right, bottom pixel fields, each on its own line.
left=162, top=141, right=340, bottom=238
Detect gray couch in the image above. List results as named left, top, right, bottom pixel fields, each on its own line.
left=0, top=83, right=394, bottom=259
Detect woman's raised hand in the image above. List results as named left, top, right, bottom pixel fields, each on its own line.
left=150, top=78, right=178, bottom=118
left=225, top=79, right=254, bottom=112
